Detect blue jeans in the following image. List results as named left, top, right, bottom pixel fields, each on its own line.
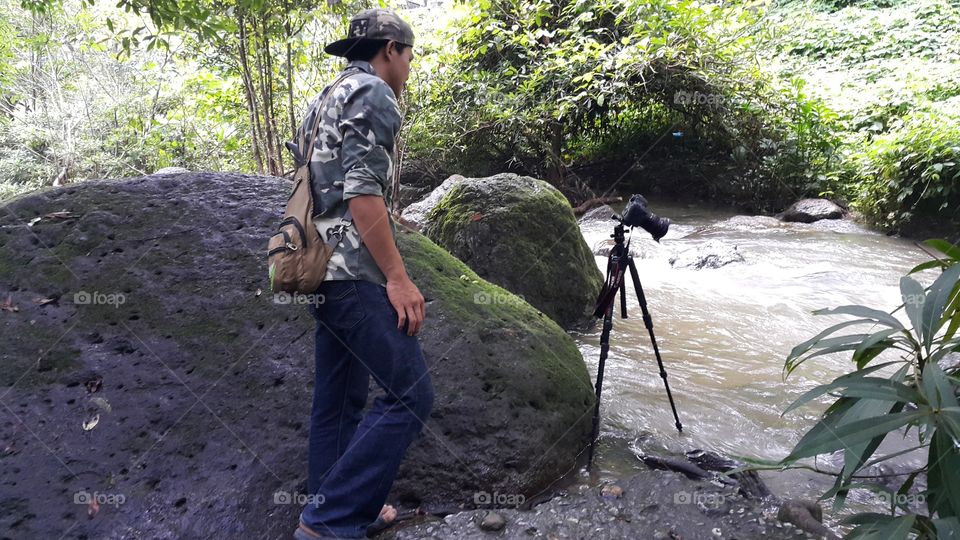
left=299, top=279, right=434, bottom=538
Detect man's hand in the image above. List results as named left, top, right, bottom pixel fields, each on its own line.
left=386, top=276, right=425, bottom=336
left=347, top=194, right=426, bottom=336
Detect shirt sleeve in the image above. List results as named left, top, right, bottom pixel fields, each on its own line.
left=339, top=78, right=401, bottom=201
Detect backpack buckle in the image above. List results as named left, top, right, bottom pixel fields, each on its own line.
left=327, top=222, right=349, bottom=243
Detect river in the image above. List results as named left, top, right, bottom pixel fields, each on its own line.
left=570, top=199, right=939, bottom=529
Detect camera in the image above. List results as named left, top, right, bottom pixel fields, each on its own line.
left=620, top=194, right=670, bottom=242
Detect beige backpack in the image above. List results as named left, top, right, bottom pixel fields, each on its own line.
left=268, top=71, right=356, bottom=294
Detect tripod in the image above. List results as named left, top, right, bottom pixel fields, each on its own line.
left=586, top=217, right=683, bottom=470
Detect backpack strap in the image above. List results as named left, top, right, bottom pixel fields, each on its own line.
left=300, top=67, right=362, bottom=167
left=301, top=69, right=362, bottom=247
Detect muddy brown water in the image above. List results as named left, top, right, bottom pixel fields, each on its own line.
left=569, top=200, right=938, bottom=531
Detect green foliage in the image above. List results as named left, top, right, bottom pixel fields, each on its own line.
left=405, top=0, right=842, bottom=211
left=778, top=239, right=960, bottom=538
left=848, top=112, right=960, bottom=229
left=765, top=0, right=960, bottom=230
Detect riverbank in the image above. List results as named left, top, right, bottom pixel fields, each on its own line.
left=382, top=466, right=817, bottom=540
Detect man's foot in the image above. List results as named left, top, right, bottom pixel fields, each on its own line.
left=365, top=504, right=397, bottom=536
left=293, top=521, right=342, bottom=540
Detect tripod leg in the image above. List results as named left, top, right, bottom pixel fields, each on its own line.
left=587, top=301, right=614, bottom=470
left=627, top=257, right=683, bottom=434
left=619, top=269, right=627, bottom=318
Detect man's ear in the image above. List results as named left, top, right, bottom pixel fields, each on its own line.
left=384, top=40, right=397, bottom=58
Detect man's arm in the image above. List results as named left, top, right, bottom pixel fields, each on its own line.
left=348, top=195, right=425, bottom=336
left=339, top=77, right=425, bottom=336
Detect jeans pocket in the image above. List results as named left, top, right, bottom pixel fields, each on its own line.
left=317, top=281, right=366, bottom=330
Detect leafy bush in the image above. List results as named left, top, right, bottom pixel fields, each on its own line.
left=404, top=0, right=842, bottom=211
left=849, top=112, right=960, bottom=229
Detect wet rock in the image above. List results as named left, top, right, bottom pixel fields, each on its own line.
left=669, top=240, right=745, bottom=269
left=0, top=173, right=596, bottom=538
left=412, top=173, right=603, bottom=329
left=578, top=204, right=618, bottom=224
left=600, top=484, right=624, bottom=499
left=686, top=449, right=772, bottom=500
left=479, top=511, right=506, bottom=531
left=639, top=453, right=712, bottom=480
left=778, top=199, right=844, bottom=223
left=777, top=499, right=838, bottom=539
left=152, top=166, right=191, bottom=174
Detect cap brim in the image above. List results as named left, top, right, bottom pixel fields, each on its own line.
left=324, top=38, right=362, bottom=57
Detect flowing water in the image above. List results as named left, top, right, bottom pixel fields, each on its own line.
left=569, top=199, right=939, bottom=528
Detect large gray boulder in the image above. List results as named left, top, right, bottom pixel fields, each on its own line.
left=0, top=173, right=595, bottom=538
left=777, top=199, right=844, bottom=223
left=410, top=173, right=604, bottom=329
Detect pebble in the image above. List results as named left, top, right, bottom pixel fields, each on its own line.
left=480, top=511, right=506, bottom=532
left=601, top=484, right=624, bottom=499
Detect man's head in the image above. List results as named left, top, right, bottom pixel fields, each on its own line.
left=325, top=9, right=415, bottom=98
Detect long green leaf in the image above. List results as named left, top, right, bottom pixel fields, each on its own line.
left=925, top=239, right=960, bottom=261
left=933, top=517, right=960, bottom=539
left=938, top=407, right=960, bottom=442
left=911, top=259, right=946, bottom=274
left=837, top=379, right=922, bottom=404
left=852, top=329, right=903, bottom=369
left=787, top=335, right=872, bottom=375
left=925, top=263, right=960, bottom=349
left=901, top=276, right=927, bottom=344
left=785, top=410, right=926, bottom=461
left=787, top=318, right=876, bottom=363
left=844, top=514, right=916, bottom=540
left=782, top=362, right=902, bottom=415
left=923, top=360, right=959, bottom=410
left=943, top=286, right=960, bottom=342
left=813, top=305, right=905, bottom=330
left=841, top=399, right=908, bottom=486
left=927, top=429, right=960, bottom=519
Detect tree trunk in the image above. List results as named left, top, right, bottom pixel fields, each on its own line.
left=251, top=16, right=278, bottom=176
left=546, top=121, right=564, bottom=185
left=285, top=17, right=297, bottom=142
left=238, top=13, right=265, bottom=174
left=263, top=25, right=284, bottom=174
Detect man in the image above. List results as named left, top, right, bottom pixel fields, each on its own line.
left=293, top=9, right=434, bottom=540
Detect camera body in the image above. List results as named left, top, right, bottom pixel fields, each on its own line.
left=620, top=194, right=670, bottom=242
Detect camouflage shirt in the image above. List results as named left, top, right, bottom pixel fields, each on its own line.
left=298, top=60, right=400, bottom=287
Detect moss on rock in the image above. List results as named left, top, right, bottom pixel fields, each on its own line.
left=421, top=173, right=604, bottom=329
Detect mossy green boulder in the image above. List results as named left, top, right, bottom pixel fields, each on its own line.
left=0, top=173, right=595, bottom=537
left=413, top=173, right=604, bottom=329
